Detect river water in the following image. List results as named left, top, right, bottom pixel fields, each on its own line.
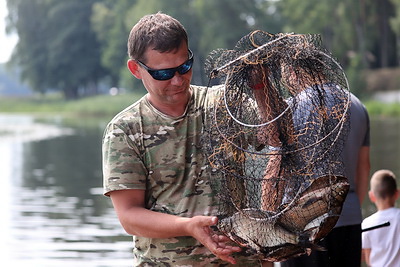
left=0, top=113, right=399, bottom=266
left=0, top=114, right=132, bottom=267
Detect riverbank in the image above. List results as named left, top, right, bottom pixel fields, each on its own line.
left=0, top=92, right=399, bottom=118
left=366, top=100, right=400, bottom=117
left=0, top=93, right=142, bottom=119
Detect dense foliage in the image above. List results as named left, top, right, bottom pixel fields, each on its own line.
left=4, top=0, right=399, bottom=99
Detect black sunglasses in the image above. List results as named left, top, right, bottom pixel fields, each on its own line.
left=136, top=50, right=194, bottom=81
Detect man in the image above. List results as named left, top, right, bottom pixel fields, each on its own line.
left=102, top=12, right=261, bottom=266
left=281, top=92, right=370, bottom=267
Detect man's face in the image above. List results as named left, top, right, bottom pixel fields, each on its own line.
left=132, top=43, right=193, bottom=116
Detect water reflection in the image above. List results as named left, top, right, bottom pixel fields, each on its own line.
left=364, top=117, right=400, bottom=217
left=0, top=114, right=399, bottom=266
left=0, top=114, right=132, bottom=267
left=369, top=117, right=400, bottom=177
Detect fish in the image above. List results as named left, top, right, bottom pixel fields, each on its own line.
left=217, top=208, right=327, bottom=261
left=217, top=175, right=349, bottom=261
left=218, top=209, right=298, bottom=248
left=277, top=175, right=349, bottom=238
left=217, top=208, right=309, bottom=262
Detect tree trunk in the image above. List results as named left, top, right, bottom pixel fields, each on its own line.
left=63, top=86, right=79, bottom=100
left=378, top=0, right=393, bottom=67
left=355, top=0, right=368, bottom=68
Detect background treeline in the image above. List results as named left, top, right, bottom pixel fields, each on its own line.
left=5, top=0, right=400, bottom=99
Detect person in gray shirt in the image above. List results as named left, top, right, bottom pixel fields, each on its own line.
left=281, top=93, right=370, bottom=267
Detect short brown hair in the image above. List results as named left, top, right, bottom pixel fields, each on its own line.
left=371, top=169, right=398, bottom=199
left=127, top=12, right=188, bottom=62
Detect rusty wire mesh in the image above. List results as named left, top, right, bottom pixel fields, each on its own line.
left=203, top=31, right=351, bottom=261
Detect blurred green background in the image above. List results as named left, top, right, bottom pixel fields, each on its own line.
left=0, top=1, right=399, bottom=266
left=1, top=0, right=400, bottom=109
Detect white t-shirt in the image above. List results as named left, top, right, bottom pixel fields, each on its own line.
left=362, top=207, right=400, bottom=267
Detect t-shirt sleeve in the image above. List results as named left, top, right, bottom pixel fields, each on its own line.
left=362, top=105, right=370, bottom=147
left=361, top=230, right=372, bottom=249
left=102, top=120, right=147, bottom=196
left=361, top=218, right=372, bottom=249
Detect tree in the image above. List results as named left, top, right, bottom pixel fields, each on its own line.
left=110, top=0, right=284, bottom=85
left=375, top=0, right=397, bottom=67
left=277, top=0, right=357, bottom=66
left=278, top=0, right=398, bottom=69
left=191, top=0, right=284, bottom=84
left=91, top=0, right=134, bottom=88
left=6, top=0, right=49, bottom=94
left=6, top=0, right=106, bottom=99
left=6, top=0, right=400, bottom=97
left=390, top=0, right=400, bottom=65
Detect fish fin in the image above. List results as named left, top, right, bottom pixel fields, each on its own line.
left=230, top=232, right=250, bottom=246
left=311, top=243, right=327, bottom=251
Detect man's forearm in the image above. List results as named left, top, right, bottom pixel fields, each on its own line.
left=115, top=205, right=193, bottom=238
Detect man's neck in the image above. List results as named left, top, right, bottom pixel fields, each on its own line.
left=146, top=89, right=192, bottom=117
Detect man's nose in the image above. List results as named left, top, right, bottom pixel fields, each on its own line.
left=170, top=71, right=184, bottom=86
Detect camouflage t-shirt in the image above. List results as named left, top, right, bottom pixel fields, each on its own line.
left=102, top=85, right=260, bottom=266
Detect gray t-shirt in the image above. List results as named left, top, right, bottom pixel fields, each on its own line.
left=335, top=93, right=370, bottom=227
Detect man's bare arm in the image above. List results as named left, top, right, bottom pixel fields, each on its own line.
left=110, top=189, right=241, bottom=264
left=355, top=146, right=370, bottom=204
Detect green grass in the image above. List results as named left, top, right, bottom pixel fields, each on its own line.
left=364, top=100, right=400, bottom=117
left=0, top=93, right=399, bottom=118
left=0, top=93, right=144, bottom=118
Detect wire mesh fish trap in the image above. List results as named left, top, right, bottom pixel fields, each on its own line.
left=203, top=31, right=351, bottom=261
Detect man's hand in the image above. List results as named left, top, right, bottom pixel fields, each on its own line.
left=111, top=190, right=241, bottom=263
left=187, top=216, right=241, bottom=265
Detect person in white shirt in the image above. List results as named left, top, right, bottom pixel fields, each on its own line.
left=362, top=169, right=400, bottom=266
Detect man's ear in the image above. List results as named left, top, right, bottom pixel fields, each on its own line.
left=127, top=59, right=142, bottom=79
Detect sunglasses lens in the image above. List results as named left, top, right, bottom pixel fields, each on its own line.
left=177, top=58, right=193, bottom=75
left=150, top=70, right=175, bottom=80
left=143, top=50, right=194, bottom=81
left=150, top=58, right=193, bottom=81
